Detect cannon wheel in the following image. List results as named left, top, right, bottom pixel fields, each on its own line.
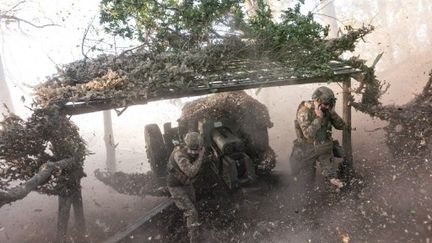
left=144, top=124, right=168, bottom=177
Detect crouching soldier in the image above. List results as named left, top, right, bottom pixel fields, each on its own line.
left=290, top=86, right=346, bottom=192
left=167, top=132, right=206, bottom=243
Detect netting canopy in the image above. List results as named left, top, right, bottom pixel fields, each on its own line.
left=35, top=36, right=362, bottom=115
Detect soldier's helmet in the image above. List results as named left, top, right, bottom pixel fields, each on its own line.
left=184, top=132, right=203, bottom=150
left=312, top=86, right=336, bottom=106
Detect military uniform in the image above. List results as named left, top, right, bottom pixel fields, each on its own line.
left=290, top=99, right=346, bottom=190
left=167, top=145, right=204, bottom=243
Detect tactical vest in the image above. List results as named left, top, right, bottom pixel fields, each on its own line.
left=294, top=101, right=333, bottom=144
left=294, top=101, right=344, bottom=157
left=167, top=146, right=193, bottom=187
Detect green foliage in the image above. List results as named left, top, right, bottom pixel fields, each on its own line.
left=248, top=3, right=333, bottom=75
left=347, top=55, right=385, bottom=106
left=100, top=0, right=332, bottom=56
left=33, top=0, right=379, bottom=108
left=100, top=0, right=243, bottom=51
left=249, top=3, right=328, bottom=50
left=99, top=0, right=372, bottom=77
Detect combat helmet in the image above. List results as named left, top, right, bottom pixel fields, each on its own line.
left=312, top=86, right=336, bottom=106
left=184, top=132, right=203, bottom=150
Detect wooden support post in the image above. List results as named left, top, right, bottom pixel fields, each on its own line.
left=104, top=110, right=117, bottom=173
left=342, top=77, right=354, bottom=174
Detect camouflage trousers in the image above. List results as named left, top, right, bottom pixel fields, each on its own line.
left=289, top=139, right=338, bottom=190
left=168, top=185, right=200, bottom=243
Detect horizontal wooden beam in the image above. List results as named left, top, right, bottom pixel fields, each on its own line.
left=102, top=198, right=174, bottom=243
left=61, top=71, right=360, bottom=115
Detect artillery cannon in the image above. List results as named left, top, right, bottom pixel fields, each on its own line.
left=145, top=91, right=275, bottom=192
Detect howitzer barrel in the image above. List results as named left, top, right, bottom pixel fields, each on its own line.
left=211, top=127, right=245, bottom=155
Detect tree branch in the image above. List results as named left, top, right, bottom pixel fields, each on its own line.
left=5, top=0, right=26, bottom=14
left=80, top=15, right=98, bottom=59
left=313, top=13, right=346, bottom=26
left=0, top=158, right=75, bottom=207
left=0, top=14, right=60, bottom=28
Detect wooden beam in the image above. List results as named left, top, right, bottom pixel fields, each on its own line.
left=102, top=198, right=174, bottom=243
left=58, top=62, right=362, bottom=116
left=62, top=76, right=332, bottom=115
left=342, top=77, right=354, bottom=173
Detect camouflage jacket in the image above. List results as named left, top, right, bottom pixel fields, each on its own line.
left=167, top=146, right=203, bottom=187
left=296, top=101, right=345, bottom=144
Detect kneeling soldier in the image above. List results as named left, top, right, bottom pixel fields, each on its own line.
left=167, top=132, right=206, bottom=243
left=290, top=86, right=346, bottom=191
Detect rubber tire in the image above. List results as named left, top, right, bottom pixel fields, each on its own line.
left=145, top=124, right=168, bottom=177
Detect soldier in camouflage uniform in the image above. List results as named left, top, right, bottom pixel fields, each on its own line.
left=167, top=132, right=206, bottom=243
left=290, top=86, right=346, bottom=192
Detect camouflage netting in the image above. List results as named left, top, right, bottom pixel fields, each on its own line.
left=383, top=72, right=432, bottom=157
left=35, top=38, right=281, bottom=108
left=352, top=70, right=432, bottom=157
left=179, top=91, right=276, bottom=172
left=0, top=107, right=87, bottom=196
left=94, top=170, right=169, bottom=197
left=33, top=26, right=373, bottom=110
left=179, top=91, right=272, bottom=128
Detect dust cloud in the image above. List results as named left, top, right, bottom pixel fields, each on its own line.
left=249, top=1, right=432, bottom=242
